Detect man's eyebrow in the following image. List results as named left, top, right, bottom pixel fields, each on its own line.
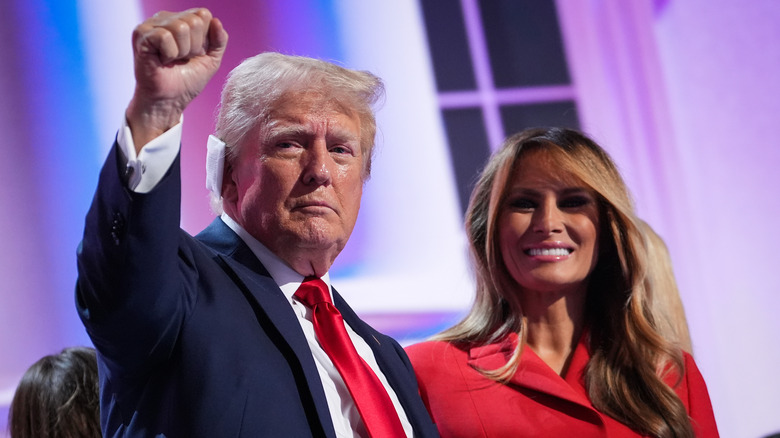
left=264, top=118, right=306, bottom=133
left=262, top=124, right=359, bottom=144
left=327, top=126, right=360, bottom=143
left=262, top=124, right=310, bottom=142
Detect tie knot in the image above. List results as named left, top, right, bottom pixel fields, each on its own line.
left=294, top=277, right=331, bottom=308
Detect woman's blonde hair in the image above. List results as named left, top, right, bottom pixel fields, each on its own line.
left=436, top=127, right=694, bottom=437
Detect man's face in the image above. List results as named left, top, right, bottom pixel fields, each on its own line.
left=223, top=91, right=365, bottom=275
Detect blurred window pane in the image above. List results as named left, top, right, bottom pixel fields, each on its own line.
left=420, top=0, right=477, bottom=91
left=500, top=101, right=580, bottom=135
left=479, top=0, right=570, bottom=88
left=441, top=108, right=491, bottom=212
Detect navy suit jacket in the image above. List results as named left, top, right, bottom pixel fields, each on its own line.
left=76, top=144, right=439, bottom=437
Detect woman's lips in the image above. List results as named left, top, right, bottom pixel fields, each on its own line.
left=523, top=242, right=574, bottom=260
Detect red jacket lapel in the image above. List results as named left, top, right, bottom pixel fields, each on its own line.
left=467, top=332, right=595, bottom=410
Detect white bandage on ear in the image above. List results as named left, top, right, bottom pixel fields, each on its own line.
left=206, top=134, right=227, bottom=197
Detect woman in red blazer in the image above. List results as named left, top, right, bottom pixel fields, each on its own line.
left=406, top=127, right=719, bottom=437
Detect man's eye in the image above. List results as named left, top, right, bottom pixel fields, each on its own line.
left=330, top=144, right=354, bottom=155
left=277, top=142, right=294, bottom=149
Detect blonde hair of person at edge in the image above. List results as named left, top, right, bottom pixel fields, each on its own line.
left=640, top=220, right=693, bottom=354
left=405, top=127, right=719, bottom=438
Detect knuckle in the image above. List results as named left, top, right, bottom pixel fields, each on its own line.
left=192, top=7, right=212, bottom=20
left=131, top=26, right=145, bottom=42
left=169, top=20, right=190, bottom=36
left=149, top=10, right=169, bottom=21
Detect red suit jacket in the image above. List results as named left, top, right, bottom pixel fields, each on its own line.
left=406, top=333, right=718, bottom=437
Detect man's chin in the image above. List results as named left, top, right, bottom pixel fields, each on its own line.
left=288, top=224, right=348, bottom=251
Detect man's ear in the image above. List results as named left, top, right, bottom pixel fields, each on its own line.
left=221, top=162, right=237, bottom=203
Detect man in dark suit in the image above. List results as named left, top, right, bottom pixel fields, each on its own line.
left=76, top=8, right=438, bottom=438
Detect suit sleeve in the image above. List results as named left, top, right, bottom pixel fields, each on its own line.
left=76, top=141, right=195, bottom=379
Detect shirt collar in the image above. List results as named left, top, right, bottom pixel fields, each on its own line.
left=220, top=213, right=332, bottom=304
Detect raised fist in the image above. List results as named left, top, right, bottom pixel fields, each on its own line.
left=126, top=8, right=229, bottom=150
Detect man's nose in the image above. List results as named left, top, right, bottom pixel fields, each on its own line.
left=301, top=142, right=332, bottom=186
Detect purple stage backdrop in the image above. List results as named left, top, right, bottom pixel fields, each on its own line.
left=1, top=1, right=778, bottom=437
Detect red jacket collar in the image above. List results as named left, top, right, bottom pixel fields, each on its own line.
left=467, top=331, right=595, bottom=410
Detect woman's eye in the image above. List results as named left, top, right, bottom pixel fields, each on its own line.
left=559, top=196, right=590, bottom=208
left=510, top=198, right=536, bottom=210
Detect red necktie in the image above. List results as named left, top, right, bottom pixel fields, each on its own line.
left=294, top=277, right=406, bottom=438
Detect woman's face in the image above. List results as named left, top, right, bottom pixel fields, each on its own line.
left=498, top=151, right=601, bottom=296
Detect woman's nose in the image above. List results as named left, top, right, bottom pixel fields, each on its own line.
left=532, top=202, right=563, bottom=234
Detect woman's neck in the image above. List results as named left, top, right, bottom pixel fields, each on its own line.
left=521, top=286, right=587, bottom=376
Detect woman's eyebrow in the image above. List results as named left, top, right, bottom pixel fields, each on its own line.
left=560, top=186, right=589, bottom=193
left=506, top=187, right=541, bottom=197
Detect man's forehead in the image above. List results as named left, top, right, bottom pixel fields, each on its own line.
left=272, top=89, right=354, bottom=115
left=263, top=110, right=358, bottom=132
left=266, top=94, right=355, bottom=124
left=261, top=104, right=361, bottom=143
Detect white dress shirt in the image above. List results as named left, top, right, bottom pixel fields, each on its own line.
left=116, top=118, right=413, bottom=437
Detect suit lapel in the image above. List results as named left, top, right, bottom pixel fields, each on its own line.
left=197, top=218, right=337, bottom=438
left=333, top=290, right=437, bottom=437
left=332, top=288, right=385, bottom=351
left=467, top=333, right=594, bottom=410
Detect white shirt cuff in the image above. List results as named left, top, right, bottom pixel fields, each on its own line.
left=117, top=116, right=183, bottom=193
